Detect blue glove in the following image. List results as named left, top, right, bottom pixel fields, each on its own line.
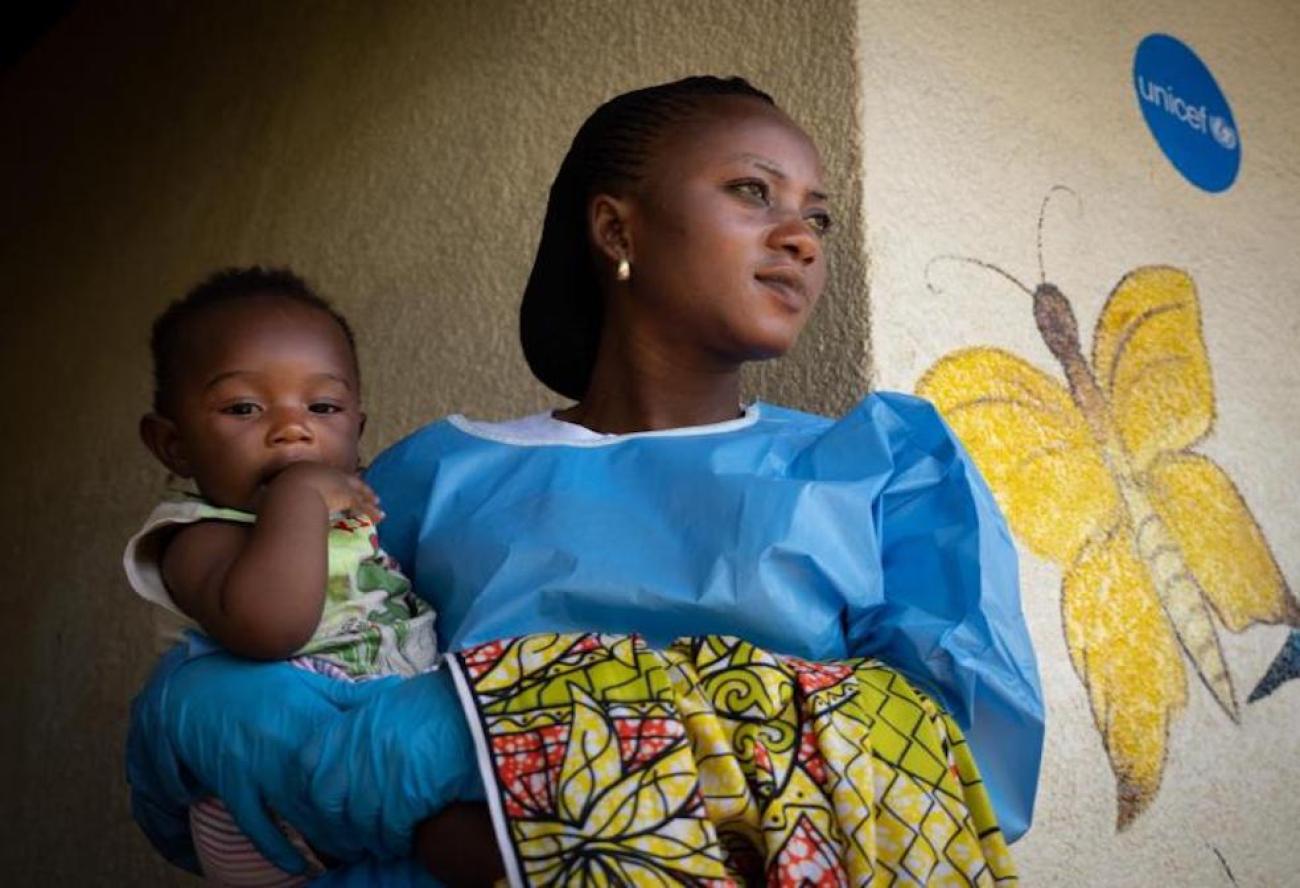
left=127, top=636, right=400, bottom=874
left=127, top=635, right=483, bottom=875
left=127, top=642, right=208, bottom=874
left=296, top=665, right=486, bottom=861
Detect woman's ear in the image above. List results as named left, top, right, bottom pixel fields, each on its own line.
left=588, top=193, right=634, bottom=269
left=139, top=413, right=193, bottom=478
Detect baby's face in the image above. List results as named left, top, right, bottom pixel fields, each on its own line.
left=165, top=296, right=364, bottom=511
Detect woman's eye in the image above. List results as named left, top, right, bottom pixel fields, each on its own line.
left=309, top=403, right=343, bottom=415
left=221, top=402, right=260, bottom=416
left=806, top=212, right=834, bottom=236
left=730, top=180, right=769, bottom=204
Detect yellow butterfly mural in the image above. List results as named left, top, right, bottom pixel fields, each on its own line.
left=915, top=193, right=1299, bottom=828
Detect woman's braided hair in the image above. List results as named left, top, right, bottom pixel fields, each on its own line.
left=520, top=76, right=775, bottom=400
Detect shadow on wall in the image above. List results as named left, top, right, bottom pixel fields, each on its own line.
left=913, top=188, right=1299, bottom=830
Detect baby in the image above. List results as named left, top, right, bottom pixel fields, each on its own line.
left=124, top=267, right=490, bottom=883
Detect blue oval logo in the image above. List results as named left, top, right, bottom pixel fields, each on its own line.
left=1133, top=34, right=1240, bottom=192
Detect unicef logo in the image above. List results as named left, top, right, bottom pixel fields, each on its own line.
left=1133, top=34, right=1240, bottom=192
left=1209, top=116, right=1237, bottom=150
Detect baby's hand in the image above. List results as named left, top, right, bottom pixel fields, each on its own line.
left=266, top=462, right=384, bottom=522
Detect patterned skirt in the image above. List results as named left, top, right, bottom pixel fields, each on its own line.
left=448, top=633, right=1016, bottom=887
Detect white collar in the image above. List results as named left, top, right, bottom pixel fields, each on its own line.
left=448, top=404, right=761, bottom=447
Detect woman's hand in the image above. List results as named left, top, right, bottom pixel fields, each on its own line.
left=127, top=640, right=398, bottom=873
left=297, top=665, right=486, bottom=861
left=127, top=639, right=482, bottom=874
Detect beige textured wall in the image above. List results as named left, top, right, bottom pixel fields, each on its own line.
left=0, top=0, right=867, bottom=881
left=859, top=1, right=1300, bottom=884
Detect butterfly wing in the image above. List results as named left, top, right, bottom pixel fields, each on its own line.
left=916, top=346, right=1120, bottom=566
left=1092, top=266, right=1213, bottom=472
left=1063, top=524, right=1188, bottom=829
left=1146, top=452, right=1298, bottom=631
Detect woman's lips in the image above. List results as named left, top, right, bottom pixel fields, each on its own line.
left=754, top=268, right=807, bottom=311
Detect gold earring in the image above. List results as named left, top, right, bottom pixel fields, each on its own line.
left=616, top=258, right=631, bottom=282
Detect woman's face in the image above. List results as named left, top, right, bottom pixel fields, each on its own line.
left=613, top=98, right=831, bottom=366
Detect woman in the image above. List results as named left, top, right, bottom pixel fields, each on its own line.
left=128, top=77, right=1043, bottom=885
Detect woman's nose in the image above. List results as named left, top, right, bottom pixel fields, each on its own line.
left=769, top=215, right=820, bottom=265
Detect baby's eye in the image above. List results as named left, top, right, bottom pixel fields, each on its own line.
left=309, top=402, right=343, bottom=415
left=806, top=211, right=834, bottom=237
left=221, top=402, right=260, bottom=416
left=729, top=179, right=770, bottom=204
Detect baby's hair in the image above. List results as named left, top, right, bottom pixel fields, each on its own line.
left=149, top=266, right=357, bottom=416
left=521, top=76, right=776, bottom=399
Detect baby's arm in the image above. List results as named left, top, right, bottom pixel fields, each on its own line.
left=162, top=463, right=382, bottom=660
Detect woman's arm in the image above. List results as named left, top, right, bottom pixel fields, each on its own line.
left=843, top=393, right=1044, bottom=842
left=161, top=463, right=381, bottom=660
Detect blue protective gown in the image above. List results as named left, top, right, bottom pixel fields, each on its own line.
left=367, top=391, right=1044, bottom=842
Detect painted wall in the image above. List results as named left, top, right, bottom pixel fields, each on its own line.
left=858, top=1, right=1300, bottom=884
left=0, top=0, right=867, bottom=882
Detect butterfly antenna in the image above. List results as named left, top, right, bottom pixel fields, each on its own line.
left=1037, top=185, right=1082, bottom=285
left=926, top=254, right=1034, bottom=298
